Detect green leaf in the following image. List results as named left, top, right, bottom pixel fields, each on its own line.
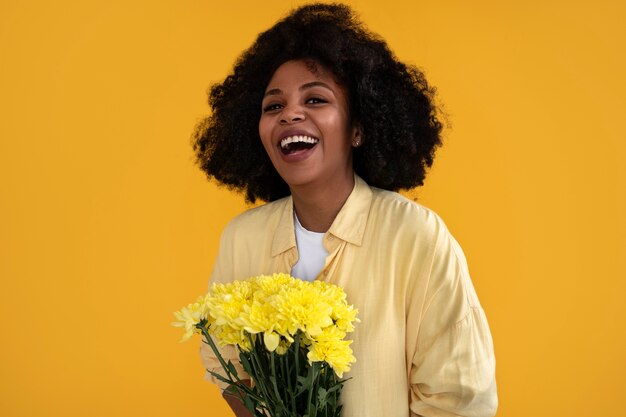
left=225, top=360, right=239, bottom=378
left=206, top=370, right=233, bottom=385
left=296, top=375, right=310, bottom=395
left=239, top=352, right=254, bottom=375
left=317, top=387, right=328, bottom=406
left=326, top=383, right=342, bottom=395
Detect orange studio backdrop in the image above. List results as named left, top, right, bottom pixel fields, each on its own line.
left=0, top=1, right=624, bottom=416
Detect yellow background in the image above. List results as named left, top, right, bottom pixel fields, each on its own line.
left=1, top=0, right=624, bottom=416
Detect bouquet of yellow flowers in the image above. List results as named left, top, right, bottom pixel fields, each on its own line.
left=173, top=273, right=359, bottom=417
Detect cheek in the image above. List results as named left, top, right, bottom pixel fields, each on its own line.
left=258, top=118, right=272, bottom=150
left=326, top=112, right=353, bottom=147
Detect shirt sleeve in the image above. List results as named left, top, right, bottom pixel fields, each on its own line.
left=199, top=223, right=251, bottom=391
left=408, top=221, right=498, bottom=417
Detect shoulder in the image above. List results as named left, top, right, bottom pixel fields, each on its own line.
left=368, top=187, right=450, bottom=240
left=367, top=186, right=468, bottom=268
left=220, top=196, right=290, bottom=242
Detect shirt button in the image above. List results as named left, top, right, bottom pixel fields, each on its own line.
left=328, top=236, right=334, bottom=241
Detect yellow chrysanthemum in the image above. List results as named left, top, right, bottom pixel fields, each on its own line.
left=249, top=273, right=295, bottom=299
left=211, top=325, right=253, bottom=351
left=273, top=283, right=334, bottom=338
left=331, top=302, right=360, bottom=333
left=172, top=295, right=210, bottom=342
left=307, top=326, right=356, bottom=378
left=238, top=299, right=279, bottom=334
left=207, top=280, right=254, bottom=327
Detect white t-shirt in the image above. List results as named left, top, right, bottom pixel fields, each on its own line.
left=290, top=213, right=328, bottom=281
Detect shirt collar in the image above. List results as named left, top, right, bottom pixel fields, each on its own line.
left=271, top=175, right=373, bottom=256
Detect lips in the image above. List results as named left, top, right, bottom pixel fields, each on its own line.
left=280, top=135, right=319, bottom=154
left=277, top=130, right=319, bottom=156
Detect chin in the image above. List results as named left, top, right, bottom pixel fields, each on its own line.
left=280, top=174, right=316, bottom=189
left=275, top=168, right=321, bottom=189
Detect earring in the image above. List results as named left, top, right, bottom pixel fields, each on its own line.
left=353, top=137, right=361, bottom=147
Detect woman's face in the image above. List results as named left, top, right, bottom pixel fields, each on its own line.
left=259, top=60, right=358, bottom=191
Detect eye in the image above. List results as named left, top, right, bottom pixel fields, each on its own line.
left=306, top=97, right=328, bottom=105
left=262, top=103, right=283, bottom=112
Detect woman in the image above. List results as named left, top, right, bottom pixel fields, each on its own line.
left=195, top=4, right=497, bottom=417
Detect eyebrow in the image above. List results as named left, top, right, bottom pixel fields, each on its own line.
left=263, top=81, right=335, bottom=98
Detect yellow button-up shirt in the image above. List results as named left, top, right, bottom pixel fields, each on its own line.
left=200, top=176, right=498, bottom=417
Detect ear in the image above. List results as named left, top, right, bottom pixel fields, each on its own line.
left=351, top=125, right=364, bottom=148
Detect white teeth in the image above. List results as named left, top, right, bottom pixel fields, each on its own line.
left=280, top=135, right=319, bottom=149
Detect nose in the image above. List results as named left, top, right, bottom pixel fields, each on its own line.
left=280, top=103, right=305, bottom=124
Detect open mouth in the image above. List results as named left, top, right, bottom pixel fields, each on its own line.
left=280, top=135, right=319, bottom=155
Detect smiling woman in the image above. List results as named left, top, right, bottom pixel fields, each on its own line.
left=192, top=3, right=497, bottom=417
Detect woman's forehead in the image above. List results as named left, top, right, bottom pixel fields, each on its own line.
left=265, top=59, right=339, bottom=92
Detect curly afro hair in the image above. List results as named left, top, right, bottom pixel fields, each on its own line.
left=192, top=2, right=443, bottom=203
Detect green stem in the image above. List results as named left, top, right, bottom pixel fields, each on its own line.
left=294, top=333, right=300, bottom=389
left=247, top=334, right=277, bottom=416
left=199, top=325, right=242, bottom=385
left=198, top=325, right=265, bottom=411
left=281, top=353, right=296, bottom=413
left=306, top=362, right=319, bottom=417
left=270, top=352, right=286, bottom=413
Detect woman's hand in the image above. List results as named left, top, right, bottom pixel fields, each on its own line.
left=222, top=379, right=254, bottom=417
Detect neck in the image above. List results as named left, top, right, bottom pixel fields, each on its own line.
left=290, top=172, right=355, bottom=233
